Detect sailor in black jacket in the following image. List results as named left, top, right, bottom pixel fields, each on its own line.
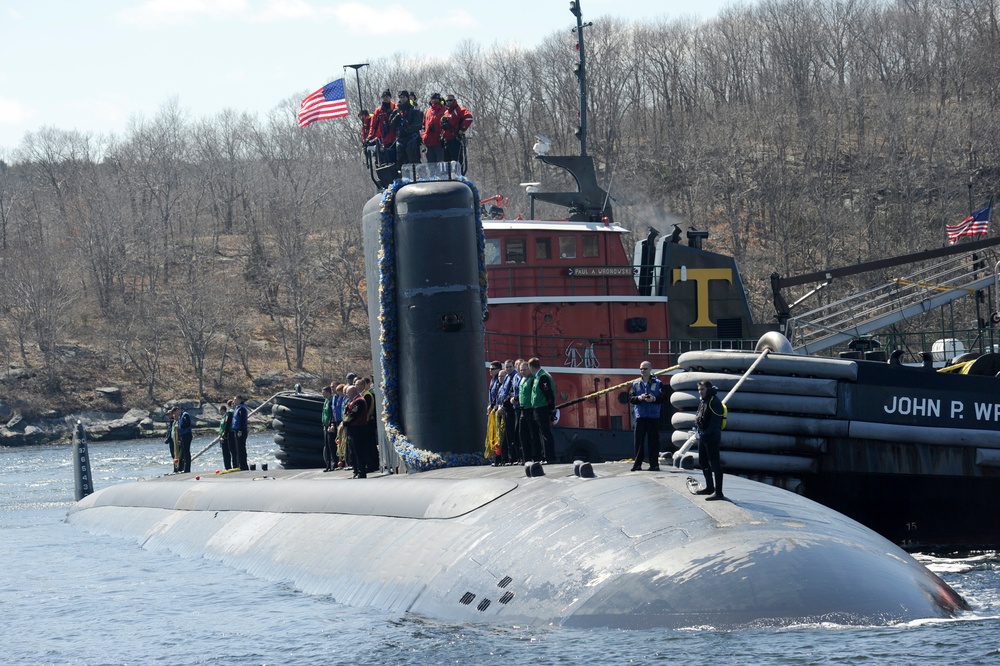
left=694, top=380, right=726, bottom=500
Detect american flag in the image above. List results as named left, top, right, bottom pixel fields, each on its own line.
left=947, top=204, right=991, bottom=245
left=298, top=78, right=349, bottom=128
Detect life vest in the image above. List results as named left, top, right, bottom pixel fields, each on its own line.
left=710, top=401, right=728, bottom=430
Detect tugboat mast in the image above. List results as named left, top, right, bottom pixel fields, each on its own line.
left=570, top=1, right=592, bottom=157
left=529, top=1, right=610, bottom=223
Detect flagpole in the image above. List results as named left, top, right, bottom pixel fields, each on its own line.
left=344, top=63, right=369, bottom=114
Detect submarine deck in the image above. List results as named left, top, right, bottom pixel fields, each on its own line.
left=84, top=463, right=760, bottom=527
left=69, top=461, right=967, bottom=629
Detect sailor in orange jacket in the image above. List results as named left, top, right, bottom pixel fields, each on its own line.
left=421, top=93, right=447, bottom=163
left=442, top=93, right=473, bottom=166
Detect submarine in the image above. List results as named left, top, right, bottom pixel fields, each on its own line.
left=67, top=168, right=969, bottom=629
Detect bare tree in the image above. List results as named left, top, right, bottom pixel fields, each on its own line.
left=109, top=294, right=166, bottom=402
left=3, top=244, right=77, bottom=383
left=170, top=280, right=224, bottom=398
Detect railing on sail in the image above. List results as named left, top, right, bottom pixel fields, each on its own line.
left=787, top=248, right=1000, bottom=355
left=485, top=332, right=758, bottom=372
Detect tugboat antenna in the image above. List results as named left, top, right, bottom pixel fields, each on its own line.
left=570, top=1, right=592, bottom=157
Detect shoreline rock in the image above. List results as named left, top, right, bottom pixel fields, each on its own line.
left=0, top=399, right=272, bottom=447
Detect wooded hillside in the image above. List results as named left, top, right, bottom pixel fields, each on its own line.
left=3, top=0, right=1000, bottom=415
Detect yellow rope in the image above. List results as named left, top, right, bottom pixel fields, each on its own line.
left=556, top=365, right=679, bottom=410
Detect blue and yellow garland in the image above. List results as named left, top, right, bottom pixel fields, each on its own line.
left=377, top=174, right=490, bottom=472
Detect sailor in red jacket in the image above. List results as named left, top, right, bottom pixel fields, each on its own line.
left=366, top=90, right=397, bottom=151
left=358, top=109, right=371, bottom=144
left=442, top=93, right=473, bottom=167
left=422, top=93, right=447, bottom=163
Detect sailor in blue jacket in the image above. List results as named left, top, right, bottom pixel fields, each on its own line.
left=170, top=406, right=193, bottom=473
left=231, top=396, right=249, bottom=471
left=629, top=361, right=666, bottom=471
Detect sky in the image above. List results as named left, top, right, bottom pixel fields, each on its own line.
left=0, top=0, right=735, bottom=154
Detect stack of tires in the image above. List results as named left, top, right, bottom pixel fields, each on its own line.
left=271, top=392, right=326, bottom=469
left=669, top=349, right=857, bottom=489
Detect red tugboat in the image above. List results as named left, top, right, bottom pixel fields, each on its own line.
left=479, top=3, right=773, bottom=461
left=482, top=154, right=772, bottom=462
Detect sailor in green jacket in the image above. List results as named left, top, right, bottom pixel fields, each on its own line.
left=517, top=361, right=535, bottom=464
left=528, top=357, right=556, bottom=463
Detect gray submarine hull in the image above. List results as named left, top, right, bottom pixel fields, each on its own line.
left=67, top=179, right=966, bottom=628
left=67, top=463, right=966, bottom=629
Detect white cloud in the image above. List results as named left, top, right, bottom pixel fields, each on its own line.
left=333, top=3, right=424, bottom=35
left=443, top=9, right=477, bottom=29
left=115, top=0, right=342, bottom=27
left=0, top=97, right=32, bottom=125
left=252, top=0, right=321, bottom=21
left=115, top=0, right=249, bottom=27
left=72, top=97, right=132, bottom=129
left=114, top=0, right=458, bottom=32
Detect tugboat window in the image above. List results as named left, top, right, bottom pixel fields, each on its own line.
left=582, top=236, right=599, bottom=258
left=559, top=236, right=577, bottom=259
left=485, top=238, right=501, bottom=265
left=505, top=238, right=526, bottom=263
left=536, top=237, right=552, bottom=260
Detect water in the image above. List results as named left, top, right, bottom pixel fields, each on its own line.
left=3, top=437, right=1000, bottom=665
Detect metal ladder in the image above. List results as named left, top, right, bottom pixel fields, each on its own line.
left=788, top=250, right=1000, bottom=354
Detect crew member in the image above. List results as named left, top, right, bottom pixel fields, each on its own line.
left=497, top=359, right=518, bottom=465
left=517, top=360, right=535, bottom=463
left=694, top=380, right=726, bottom=501
left=629, top=361, right=665, bottom=472
left=421, top=93, right=447, bottom=163
left=164, top=408, right=177, bottom=472
left=218, top=402, right=235, bottom=471
left=366, top=90, right=397, bottom=163
left=321, top=385, right=338, bottom=472
left=488, top=361, right=503, bottom=410
left=362, top=377, right=379, bottom=473
left=391, top=90, right=423, bottom=172
left=332, top=383, right=346, bottom=469
left=487, top=360, right=503, bottom=465
left=442, top=94, right=473, bottom=168
left=358, top=109, right=371, bottom=144
left=232, top=395, right=249, bottom=471
left=172, top=406, right=192, bottom=474
left=342, top=386, right=368, bottom=478
left=528, top=358, right=556, bottom=463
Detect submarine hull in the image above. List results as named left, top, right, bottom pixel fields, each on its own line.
left=67, top=464, right=966, bottom=629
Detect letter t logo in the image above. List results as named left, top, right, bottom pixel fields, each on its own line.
left=671, top=268, right=733, bottom=327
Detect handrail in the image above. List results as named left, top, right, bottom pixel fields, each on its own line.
left=789, top=248, right=999, bottom=353
left=671, top=348, right=770, bottom=467
left=485, top=331, right=758, bottom=371
left=190, top=389, right=296, bottom=462
left=488, top=263, right=645, bottom=299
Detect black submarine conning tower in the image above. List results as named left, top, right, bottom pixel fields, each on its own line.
left=361, top=178, right=488, bottom=465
